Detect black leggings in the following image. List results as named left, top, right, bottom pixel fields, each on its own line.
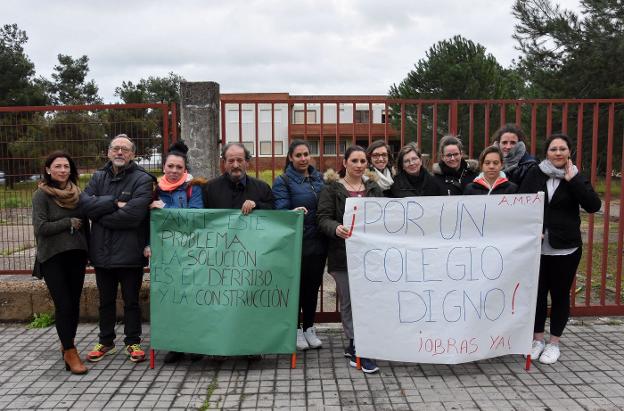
left=42, top=249, right=87, bottom=350
left=299, top=253, right=327, bottom=329
left=534, top=249, right=582, bottom=337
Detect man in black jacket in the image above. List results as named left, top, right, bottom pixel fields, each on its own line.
left=202, top=142, right=274, bottom=212
left=81, top=134, right=155, bottom=364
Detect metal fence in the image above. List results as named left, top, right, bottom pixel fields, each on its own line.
left=220, top=95, right=624, bottom=316
left=0, top=103, right=173, bottom=273
left=1, top=97, right=623, bottom=317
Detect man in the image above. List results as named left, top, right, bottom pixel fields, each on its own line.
left=81, top=134, right=155, bottom=363
left=201, top=142, right=274, bottom=361
left=202, top=142, right=274, bottom=212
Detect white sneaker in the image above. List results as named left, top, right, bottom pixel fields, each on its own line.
left=539, top=343, right=561, bottom=364
left=296, top=328, right=309, bottom=350
left=303, top=326, right=322, bottom=349
left=530, top=339, right=545, bottom=360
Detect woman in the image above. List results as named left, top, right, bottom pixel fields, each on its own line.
left=147, top=140, right=205, bottom=363
left=273, top=139, right=327, bottom=351
left=390, top=142, right=444, bottom=197
left=464, top=146, right=517, bottom=195
left=317, top=145, right=383, bottom=374
left=519, top=133, right=601, bottom=364
left=492, top=123, right=538, bottom=186
left=432, top=135, right=478, bottom=195
left=365, top=140, right=394, bottom=194
left=32, top=151, right=89, bottom=374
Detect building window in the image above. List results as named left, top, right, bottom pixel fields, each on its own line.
left=308, top=141, right=319, bottom=155
left=227, top=109, right=254, bottom=124
left=242, top=141, right=255, bottom=156
left=259, top=141, right=284, bottom=156
left=323, top=140, right=346, bottom=155
left=355, top=110, right=370, bottom=124
left=293, top=110, right=317, bottom=124
left=260, top=109, right=282, bottom=123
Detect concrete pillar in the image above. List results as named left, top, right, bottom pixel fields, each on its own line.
left=180, top=81, right=220, bottom=179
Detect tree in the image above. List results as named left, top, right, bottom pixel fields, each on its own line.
left=115, top=72, right=184, bottom=104
left=390, top=35, right=522, bottom=100
left=113, top=72, right=185, bottom=161
left=45, top=54, right=101, bottom=105
left=513, top=0, right=624, bottom=172
left=389, top=36, right=523, bottom=155
left=0, top=24, right=47, bottom=106
left=513, top=0, right=624, bottom=98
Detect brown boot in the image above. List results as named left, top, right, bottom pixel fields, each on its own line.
left=63, top=348, right=88, bottom=374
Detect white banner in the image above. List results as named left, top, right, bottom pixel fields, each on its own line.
left=345, top=193, right=544, bottom=364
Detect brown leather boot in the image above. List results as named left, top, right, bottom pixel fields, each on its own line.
left=63, top=348, right=88, bottom=374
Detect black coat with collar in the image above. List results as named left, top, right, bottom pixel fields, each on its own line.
left=518, top=166, right=601, bottom=249
left=201, top=174, right=275, bottom=210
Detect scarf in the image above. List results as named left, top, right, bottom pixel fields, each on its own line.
left=158, top=171, right=190, bottom=192
left=405, top=169, right=426, bottom=192
left=538, top=159, right=577, bottom=179
left=38, top=181, right=80, bottom=209
left=503, top=141, right=527, bottom=173
left=372, top=167, right=393, bottom=191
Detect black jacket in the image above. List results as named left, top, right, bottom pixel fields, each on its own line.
left=505, top=151, right=538, bottom=187
left=317, top=171, right=383, bottom=272
left=463, top=179, right=518, bottom=195
left=432, top=159, right=478, bottom=195
left=518, top=166, right=601, bottom=249
left=81, top=161, right=156, bottom=268
left=389, top=169, right=444, bottom=198
left=202, top=174, right=275, bottom=210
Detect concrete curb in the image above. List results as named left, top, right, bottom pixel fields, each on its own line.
left=0, top=276, right=151, bottom=322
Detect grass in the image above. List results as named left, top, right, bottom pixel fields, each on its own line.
left=594, top=176, right=622, bottom=198
left=253, top=169, right=284, bottom=186
left=27, top=312, right=55, bottom=329
left=198, top=376, right=219, bottom=410
left=0, top=244, right=33, bottom=256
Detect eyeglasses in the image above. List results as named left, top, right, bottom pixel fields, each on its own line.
left=109, top=146, right=132, bottom=153
left=403, top=158, right=420, bottom=165
left=444, top=152, right=461, bottom=159
left=371, top=153, right=388, bottom=159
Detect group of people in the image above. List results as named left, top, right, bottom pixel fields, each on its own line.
left=32, top=123, right=600, bottom=376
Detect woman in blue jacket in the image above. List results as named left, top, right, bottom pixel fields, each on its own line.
left=148, top=140, right=205, bottom=363
left=273, top=139, right=327, bottom=351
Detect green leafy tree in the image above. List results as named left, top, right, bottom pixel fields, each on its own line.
left=113, top=72, right=185, bottom=161
left=389, top=36, right=523, bottom=156
left=513, top=0, right=624, bottom=98
left=0, top=24, right=48, bottom=187
left=513, top=0, right=624, bottom=172
left=45, top=54, right=101, bottom=105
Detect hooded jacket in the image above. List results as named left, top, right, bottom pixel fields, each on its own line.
left=156, top=177, right=206, bottom=209
left=316, top=169, right=383, bottom=272
left=463, top=173, right=518, bottom=195
left=81, top=161, right=156, bottom=268
left=432, top=158, right=479, bottom=195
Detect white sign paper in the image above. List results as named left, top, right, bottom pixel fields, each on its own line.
left=344, top=193, right=544, bottom=364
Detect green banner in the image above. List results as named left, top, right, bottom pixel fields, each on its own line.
left=150, top=209, right=303, bottom=355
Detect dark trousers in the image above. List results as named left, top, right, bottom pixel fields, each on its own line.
left=534, top=249, right=582, bottom=337
left=95, top=267, right=144, bottom=346
left=42, top=250, right=87, bottom=350
left=299, top=253, right=327, bottom=329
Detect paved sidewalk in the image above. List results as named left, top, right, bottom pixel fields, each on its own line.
left=1, top=319, right=623, bottom=410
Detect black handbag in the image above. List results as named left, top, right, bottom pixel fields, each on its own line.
left=32, top=257, right=43, bottom=279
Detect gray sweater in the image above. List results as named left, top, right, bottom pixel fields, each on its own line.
left=32, top=189, right=89, bottom=263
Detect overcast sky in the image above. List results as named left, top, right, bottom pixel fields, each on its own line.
left=7, top=0, right=580, bottom=103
